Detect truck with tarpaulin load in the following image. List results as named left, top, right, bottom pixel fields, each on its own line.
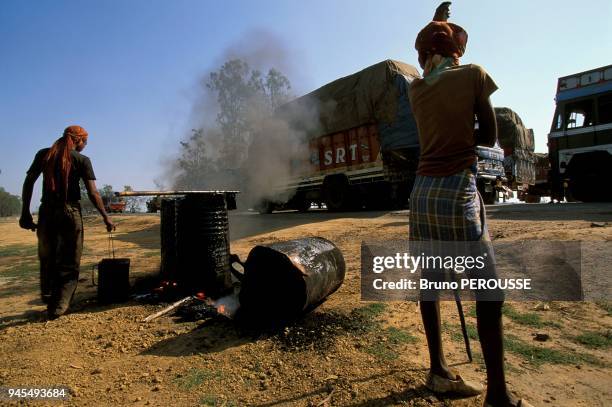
left=494, top=107, right=537, bottom=201
left=256, top=59, right=507, bottom=212
left=548, top=65, right=612, bottom=202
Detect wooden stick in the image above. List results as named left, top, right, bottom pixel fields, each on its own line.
left=142, top=296, right=194, bottom=323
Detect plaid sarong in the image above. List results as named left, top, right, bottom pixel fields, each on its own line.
left=409, top=165, right=502, bottom=300
left=409, top=165, right=489, bottom=242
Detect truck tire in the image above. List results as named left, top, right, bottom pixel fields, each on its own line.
left=481, top=190, right=497, bottom=205
left=323, top=176, right=353, bottom=211
left=566, top=152, right=612, bottom=202
left=255, top=200, right=275, bottom=214
left=296, top=199, right=311, bottom=212
left=478, top=181, right=497, bottom=205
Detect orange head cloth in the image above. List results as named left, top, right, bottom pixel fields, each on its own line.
left=42, top=125, right=89, bottom=199
left=415, top=21, right=468, bottom=69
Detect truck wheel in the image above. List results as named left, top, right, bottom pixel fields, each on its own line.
left=255, top=200, right=275, bottom=214
left=525, top=194, right=541, bottom=203
left=566, top=151, right=612, bottom=202
left=478, top=182, right=497, bottom=205
left=564, top=186, right=578, bottom=202
left=482, top=191, right=497, bottom=205
left=323, top=176, right=352, bottom=211
left=296, top=199, right=311, bottom=212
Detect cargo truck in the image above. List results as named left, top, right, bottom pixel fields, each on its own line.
left=524, top=153, right=550, bottom=203
left=256, top=60, right=506, bottom=212
left=495, top=107, right=537, bottom=201
left=548, top=65, right=612, bottom=202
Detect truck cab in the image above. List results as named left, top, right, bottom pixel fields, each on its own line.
left=475, top=145, right=506, bottom=204
left=548, top=65, right=612, bottom=202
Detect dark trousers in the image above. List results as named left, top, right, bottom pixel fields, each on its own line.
left=37, top=202, right=83, bottom=317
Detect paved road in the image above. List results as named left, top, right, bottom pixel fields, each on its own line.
left=228, top=202, right=612, bottom=240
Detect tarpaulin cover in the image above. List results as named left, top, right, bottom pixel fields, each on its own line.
left=495, top=107, right=535, bottom=152
left=275, top=60, right=421, bottom=152
left=495, top=107, right=536, bottom=184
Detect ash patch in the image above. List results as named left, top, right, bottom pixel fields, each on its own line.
left=272, top=304, right=386, bottom=352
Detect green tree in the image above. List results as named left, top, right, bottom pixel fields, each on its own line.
left=0, top=187, right=21, bottom=217
left=205, top=59, right=292, bottom=165
left=207, top=59, right=257, bottom=164
left=173, top=129, right=213, bottom=189
left=100, top=184, right=114, bottom=200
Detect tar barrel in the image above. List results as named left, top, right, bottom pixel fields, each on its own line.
left=174, top=193, right=233, bottom=298
left=160, top=198, right=177, bottom=281
left=239, top=237, right=345, bottom=322
left=97, top=258, right=131, bottom=304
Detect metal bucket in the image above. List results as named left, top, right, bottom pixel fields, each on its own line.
left=238, top=237, right=345, bottom=322
left=96, top=258, right=131, bottom=304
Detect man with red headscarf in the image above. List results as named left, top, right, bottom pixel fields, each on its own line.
left=408, top=3, right=532, bottom=407
left=20, top=125, right=115, bottom=319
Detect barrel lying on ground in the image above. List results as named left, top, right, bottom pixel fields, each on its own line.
left=238, top=237, right=345, bottom=323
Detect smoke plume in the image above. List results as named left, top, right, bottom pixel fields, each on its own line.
left=164, top=29, right=320, bottom=209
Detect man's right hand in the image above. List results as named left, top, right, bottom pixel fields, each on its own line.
left=104, top=216, right=116, bottom=232
left=19, top=214, right=37, bottom=231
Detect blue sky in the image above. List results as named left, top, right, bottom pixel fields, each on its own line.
left=1, top=0, right=610, bottom=205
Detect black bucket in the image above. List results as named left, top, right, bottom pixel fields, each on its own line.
left=238, top=237, right=345, bottom=322
left=96, top=258, right=131, bottom=304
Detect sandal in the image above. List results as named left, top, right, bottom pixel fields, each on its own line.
left=425, top=372, right=483, bottom=396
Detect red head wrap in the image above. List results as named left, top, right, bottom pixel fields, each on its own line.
left=415, top=21, right=468, bottom=68
left=63, top=125, right=88, bottom=140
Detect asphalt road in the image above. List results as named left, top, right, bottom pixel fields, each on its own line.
left=227, top=202, right=612, bottom=241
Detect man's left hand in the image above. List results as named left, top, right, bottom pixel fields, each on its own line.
left=104, top=216, right=116, bottom=232
left=19, top=214, right=37, bottom=231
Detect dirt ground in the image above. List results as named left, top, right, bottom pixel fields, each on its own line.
left=1, top=203, right=611, bottom=406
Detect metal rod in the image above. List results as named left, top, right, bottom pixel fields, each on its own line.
left=115, top=190, right=240, bottom=197
left=454, top=288, right=472, bottom=363
left=447, top=268, right=472, bottom=363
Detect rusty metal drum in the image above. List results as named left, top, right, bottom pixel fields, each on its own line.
left=239, top=237, right=345, bottom=321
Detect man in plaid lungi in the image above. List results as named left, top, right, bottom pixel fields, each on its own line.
left=407, top=3, right=532, bottom=407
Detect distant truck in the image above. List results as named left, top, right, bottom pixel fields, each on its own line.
left=494, top=107, right=537, bottom=201
left=524, top=153, right=551, bottom=203
left=548, top=65, right=612, bottom=202
left=256, top=60, right=506, bottom=212
left=146, top=196, right=162, bottom=213
left=103, top=196, right=126, bottom=213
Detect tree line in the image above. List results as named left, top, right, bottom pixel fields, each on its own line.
left=0, top=187, right=21, bottom=217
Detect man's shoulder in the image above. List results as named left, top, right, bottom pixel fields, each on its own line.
left=36, top=147, right=50, bottom=156
left=443, top=64, right=493, bottom=87
left=447, top=63, right=488, bottom=76
left=31, top=148, right=50, bottom=164
left=70, top=150, right=91, bottom=162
